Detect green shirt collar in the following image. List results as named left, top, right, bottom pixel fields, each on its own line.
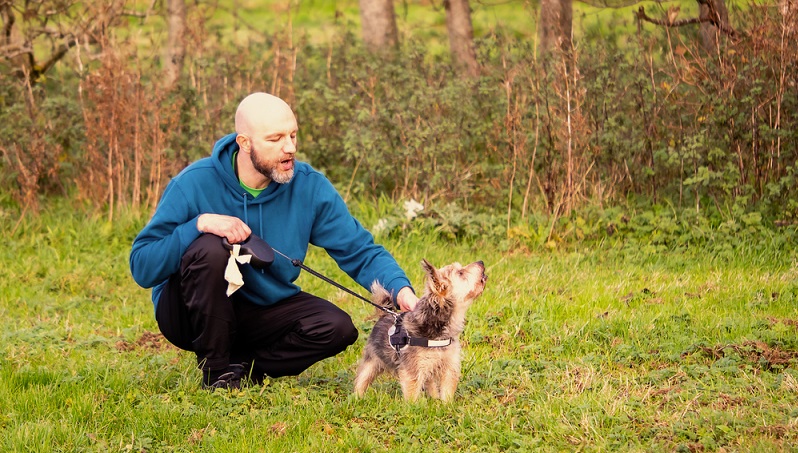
left=233, top=151, right=265, bottom=198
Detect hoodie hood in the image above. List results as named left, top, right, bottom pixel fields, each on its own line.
left=211, top=133, right=244, bottom=196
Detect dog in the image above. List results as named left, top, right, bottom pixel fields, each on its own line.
left=354, top=259, right=487, bottom=401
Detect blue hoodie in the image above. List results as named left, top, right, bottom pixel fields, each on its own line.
left=129, top=133, right=412, bottom=310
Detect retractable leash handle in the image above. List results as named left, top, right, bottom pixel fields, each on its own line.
left=221, top=235, right=275, bottom=269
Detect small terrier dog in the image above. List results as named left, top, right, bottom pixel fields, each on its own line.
left=354, top=259, right=487, bottom=401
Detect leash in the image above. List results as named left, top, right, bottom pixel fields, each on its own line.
left=271, top=245, right=450, bottom=355
left=270, top=247, right=400, bottom=317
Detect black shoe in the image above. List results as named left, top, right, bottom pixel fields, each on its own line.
left=204, top=363, right=249, bottom=390
left=221, top=235, right=274, bottom=269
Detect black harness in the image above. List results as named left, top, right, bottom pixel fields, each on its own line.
left=388, top=314, right=452, bottom=354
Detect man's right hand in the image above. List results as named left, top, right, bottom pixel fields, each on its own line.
left=197, top=214, right=251, bottom=244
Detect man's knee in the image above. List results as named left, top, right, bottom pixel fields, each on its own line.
left=182, top=234, right=228, bottom=269
left=309, top=309, right=358, bottom=352
left=331, top=313, right=359, bottom=350
left=337, top=316, right=358, bottom=349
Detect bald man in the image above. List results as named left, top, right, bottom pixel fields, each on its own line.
left=130, top=92, right=418, bottom=390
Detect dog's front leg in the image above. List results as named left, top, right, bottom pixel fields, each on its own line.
left=354, top=359, right=382, bottom=397
left=398, top=367, right=423, bottom=401
left=438, top=367, right=461, bottom=402
left=425, top=378, right=441, bottom=399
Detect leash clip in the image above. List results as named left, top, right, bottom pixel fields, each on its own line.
left=388, top=316, right=409, bottom=354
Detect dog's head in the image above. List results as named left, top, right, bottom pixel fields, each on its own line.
left=420, top=259, right=487, bottom=308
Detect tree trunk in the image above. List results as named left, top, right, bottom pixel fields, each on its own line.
left=699, top=0, right=730, bottom=51
left=358, top=0, right=399, bottom=52
left=538, top=0, right=573, bottom=55
left=0, top=3, right=26, bottom=74
left=444, top=0, right=479, bottom=77
left=164, top=0, right=186, bottom=88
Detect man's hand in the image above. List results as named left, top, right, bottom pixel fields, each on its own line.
left=197, top=214, right=251, bottom=243
left=396, top=286, right=418, bottom=312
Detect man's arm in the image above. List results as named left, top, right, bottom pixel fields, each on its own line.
left=307, top=175, right=415, bottom=306
left=129, top=181, right=202, bottom=289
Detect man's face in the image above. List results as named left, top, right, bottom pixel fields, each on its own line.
left=248, top=114, right=298, bottom=184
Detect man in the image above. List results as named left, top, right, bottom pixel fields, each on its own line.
left=130, top=92, right=418, bottom=389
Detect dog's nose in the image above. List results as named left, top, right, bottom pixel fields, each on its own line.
left=476, top=260, right=487, bottom=282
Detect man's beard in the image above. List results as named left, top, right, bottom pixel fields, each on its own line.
left=251, top=149, right=294, bottom=184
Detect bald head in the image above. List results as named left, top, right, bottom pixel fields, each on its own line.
left=233, top=92, right=298, bottom=187
left=235, top=92, right=295, bottom=137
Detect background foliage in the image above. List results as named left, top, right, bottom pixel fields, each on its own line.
left=1, top=2, right=797, bottom=451
left=0, top=0, right=795, bottom=236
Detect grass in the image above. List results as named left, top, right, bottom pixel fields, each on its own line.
left=1, top=200, right=798, bottom=452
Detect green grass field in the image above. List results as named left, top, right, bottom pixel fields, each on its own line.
left=1, top=201, right=797, bottom=452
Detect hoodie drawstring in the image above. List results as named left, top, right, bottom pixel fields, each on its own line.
left=242, top=192, right=249, bottom=224
left=258, top=204, right=264, bottom=238
left=241, top=192, right=266, bottom=274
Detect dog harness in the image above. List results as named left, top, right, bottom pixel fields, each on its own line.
left=389, top=315, right=452, bottom=354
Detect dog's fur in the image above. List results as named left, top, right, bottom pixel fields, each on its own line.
left=354, top=259, right=487, bottom=401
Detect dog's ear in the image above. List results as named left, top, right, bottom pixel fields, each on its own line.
left=421, top=258, right=449, bottom=296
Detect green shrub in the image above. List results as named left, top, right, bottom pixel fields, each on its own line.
left=1, top=2, right=794, bottom=227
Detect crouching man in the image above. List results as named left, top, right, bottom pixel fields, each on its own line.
left=130, top=92, right=417, bottom=389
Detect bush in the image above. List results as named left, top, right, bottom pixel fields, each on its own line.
left=0, top=2, right=795, bottom=227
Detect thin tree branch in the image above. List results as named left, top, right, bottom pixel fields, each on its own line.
left=36, top=36, right=77, bottom=75
left=0, top=42, right=32, bottom=58
left=635, top=5, right=738, bottom=38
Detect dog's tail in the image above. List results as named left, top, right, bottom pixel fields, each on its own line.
left=369, top=281, right=395, bottom=316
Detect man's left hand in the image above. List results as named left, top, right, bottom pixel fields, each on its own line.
left=396, top=286, right=418, bottom=311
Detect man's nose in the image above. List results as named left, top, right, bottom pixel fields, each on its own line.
left=283, top=138, right=297, bottom=154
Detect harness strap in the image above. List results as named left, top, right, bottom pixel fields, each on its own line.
left=408, top=337, right=452, bottom=348
left=389, top=316, right=452, bottom=354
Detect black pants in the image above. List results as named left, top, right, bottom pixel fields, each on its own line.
left=155, top=234, right=358, bottom=378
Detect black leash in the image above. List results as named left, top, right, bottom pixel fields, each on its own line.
left=270, top=248, right=400, bottom=317
left=269, top=245, right=451, bottom=355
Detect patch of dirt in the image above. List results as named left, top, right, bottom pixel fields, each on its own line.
left=269, top=422, right=288, bottom=437
left=650, top=385, right=680, bottom=397
left=115, top=330, right=174, bottom=352
left=714, top=392, right=747, bottom=409
left=754, top=424, right=797, bottom=440
left=768, top=317, right=798, bottom=328
left=688, top=341, right=798, bottom=370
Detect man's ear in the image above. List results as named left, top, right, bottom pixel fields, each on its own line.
left=235, top=134, right=251, bottom=153
left=421, top=259, right=448, bottom=295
